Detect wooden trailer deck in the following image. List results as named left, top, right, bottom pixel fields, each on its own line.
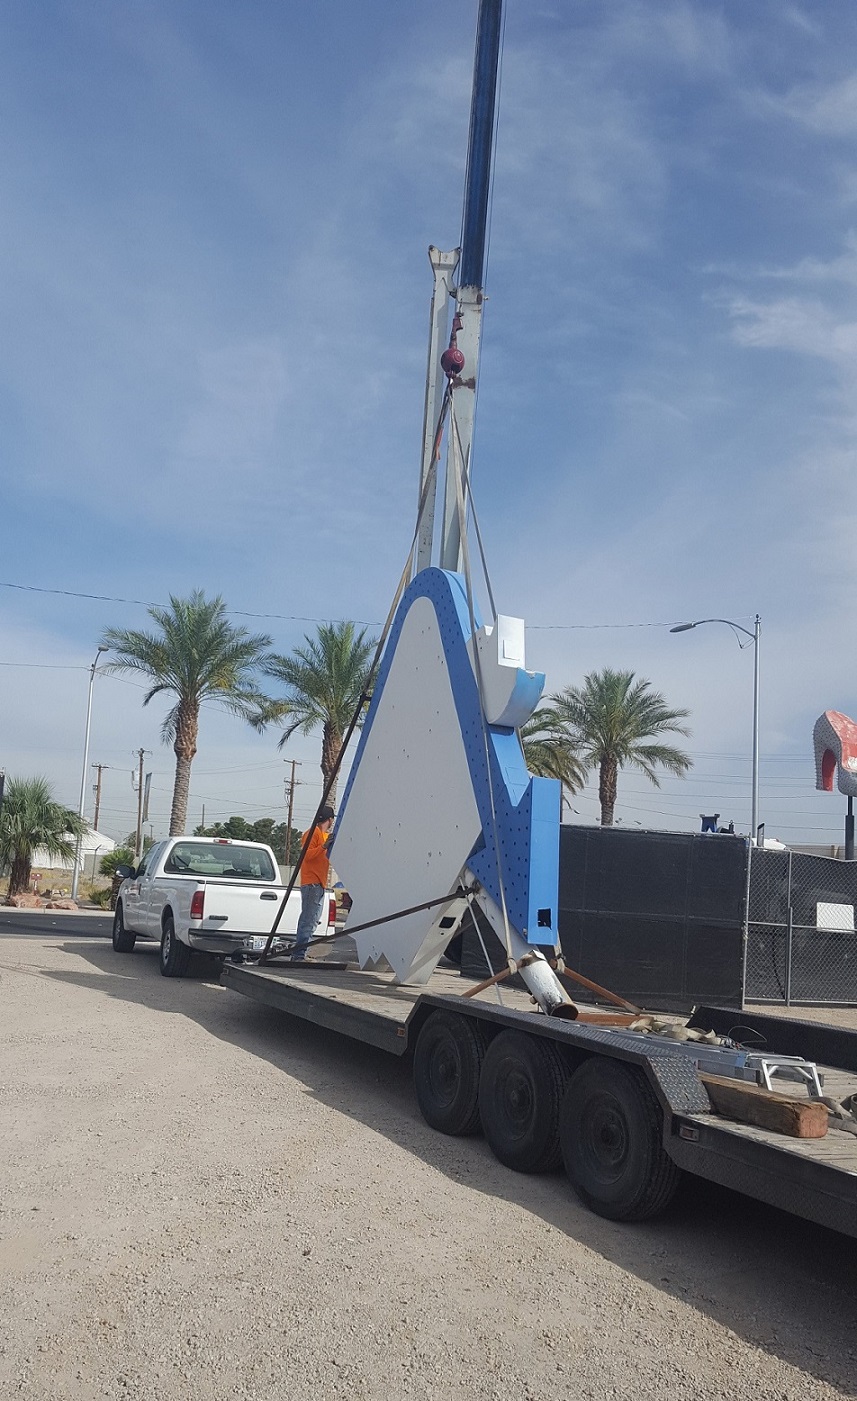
left=219, top=956, right=538, bottom=1053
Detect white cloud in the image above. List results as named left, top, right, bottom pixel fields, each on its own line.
left=727, top=294, right=857, bottom=363
left=783, top=72, right=857, bottom=137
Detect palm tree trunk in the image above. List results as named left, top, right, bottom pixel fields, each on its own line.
left=321, top=722, right=343, bottom=807
left=599, top=755, right=618, bottom=827
left=9, top=853, right=31, bottom=897
left=170, top=703, right=199, bottom=835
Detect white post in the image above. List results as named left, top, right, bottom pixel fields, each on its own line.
left=71, top=646, right=107, bottom=900
left=751, top=614, right=760, bottom=843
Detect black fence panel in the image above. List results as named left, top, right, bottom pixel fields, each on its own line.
left=556, top=827, right=747, bottom=1012
left=744, top=923, right=788, bottom=1003
left=460, top=831, right=857, bottom=1008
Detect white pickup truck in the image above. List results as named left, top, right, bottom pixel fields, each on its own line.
left=111, top=836, right=335, bottom=977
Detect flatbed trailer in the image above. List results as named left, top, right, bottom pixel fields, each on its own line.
left=221, top=955, right=857, bottom=1236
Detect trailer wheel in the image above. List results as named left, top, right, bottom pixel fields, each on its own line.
left=560, top=1057, right=681, bottom=1222
left=478, top=1030, right=568, bottom=1173
left=413, top=1011, right=485, bottom=1136
left=159, top=915, right=191, bottom=979
left=112, top=903, right=136, bottom=953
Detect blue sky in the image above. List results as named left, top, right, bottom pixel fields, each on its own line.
left=2, top=0, right=857, bottom=847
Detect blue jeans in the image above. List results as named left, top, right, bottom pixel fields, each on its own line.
left=294, top=883, right=325, bottom=959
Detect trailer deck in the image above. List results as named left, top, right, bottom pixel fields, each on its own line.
left=221, top=956, right=857, bottom=1236
left=219, top=957, right=539, bottom=1053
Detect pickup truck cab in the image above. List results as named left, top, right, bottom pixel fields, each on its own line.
left=112, top=836, right=335, bottom=977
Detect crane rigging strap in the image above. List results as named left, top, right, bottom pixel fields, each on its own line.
left=259, top=388, right=453, bottom=962
left=465, top=886, right=506, bottom=1004
left=448, top=389, right=514, bottom=966
left=448, top=399, right=497, bottom=623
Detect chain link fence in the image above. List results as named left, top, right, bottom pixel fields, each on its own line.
left=745, top=847, right=857, bottom=1004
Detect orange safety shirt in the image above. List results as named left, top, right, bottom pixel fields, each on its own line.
left=300, top=824, right=330, bottom=887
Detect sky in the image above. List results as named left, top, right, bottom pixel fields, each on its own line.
left=2, top=0, right=857, bottom=849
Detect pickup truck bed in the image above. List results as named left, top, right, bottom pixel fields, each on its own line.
left=112, top=835, right=335, bottom=976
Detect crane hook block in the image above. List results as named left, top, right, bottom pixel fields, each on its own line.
left=441, top=344, right=465, bottom=378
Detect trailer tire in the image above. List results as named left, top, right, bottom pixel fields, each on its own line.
left=560, top=1057, right=681, bottom=1222
left=112, top=904, right=136, bottom=953
left=478, top=1030, right=568, bottom=1173
left=159, top=914, right=191, bottom=979
left=413, top=1011, right=485, bottom=1136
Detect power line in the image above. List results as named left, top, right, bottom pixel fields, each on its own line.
left=0, top=661, right=89, bottom=670
left=0, top=577, right=755, bottom=633
left=0, top=580, right=379, bottom=628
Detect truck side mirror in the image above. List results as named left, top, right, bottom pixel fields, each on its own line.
left=115, top=864, right=134, bottom=879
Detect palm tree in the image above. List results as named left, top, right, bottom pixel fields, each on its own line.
left=0, top=776, right=88, bottom=896
left=519, top=706, right=586, bottom=810
left=264, top=621, right=376, bottom=803
left=551, top=668, right=691, bottom=827
left=102, top=592, right=273, bottom=836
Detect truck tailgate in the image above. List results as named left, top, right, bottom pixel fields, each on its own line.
left=196, top=884, right=300, bottom=937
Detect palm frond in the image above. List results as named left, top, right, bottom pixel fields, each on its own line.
left=100, top=592, right=275, bottom=834
left=519, top=706, right=588, bottom=794
left=550, top=668, right=692, bottom=824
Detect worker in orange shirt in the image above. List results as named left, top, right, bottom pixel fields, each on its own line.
left=292, top=804, right=335, bottom=961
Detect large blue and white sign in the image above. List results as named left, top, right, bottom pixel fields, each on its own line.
left=332, top=568, right=561, bottom=984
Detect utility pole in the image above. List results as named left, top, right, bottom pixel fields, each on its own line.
left=91, top=763, right=110, bottom=831
left=134, top=749, right=146, bottom=858
left=284, top=759, right=302, bottom=867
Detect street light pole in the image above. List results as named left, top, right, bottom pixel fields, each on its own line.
left=751, top=612, right=760, bottom=844
left=71, top=645, right=109, bottom=900
left=670, top=615, right=761, bottom=841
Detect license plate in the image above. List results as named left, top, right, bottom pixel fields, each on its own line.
left=250, top=937, right=268, bottom=951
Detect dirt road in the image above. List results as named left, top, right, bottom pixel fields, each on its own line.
left=1, top=926, right=855, bottom=1400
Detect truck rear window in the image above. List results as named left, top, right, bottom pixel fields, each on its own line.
left=163, top=842, right=277, bottom=881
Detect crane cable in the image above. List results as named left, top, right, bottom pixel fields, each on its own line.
left=448, top=390, right=515, bottom=968
left=259, top=389, right=453, bottom=959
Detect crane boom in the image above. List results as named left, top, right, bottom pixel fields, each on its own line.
left=414, top=0, right=504, bottom=576
left=459, top=0, right=503, bottom=290
left=332, top=0, right=572, bottom=1016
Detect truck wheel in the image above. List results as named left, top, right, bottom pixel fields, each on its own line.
left=560, top=1057, right=681, bottom=1222
left=159, top=915, right=191, bottom=978
left=112, top=904, right=136, bottom=953
left=478, top=1030, right=568, bottom=1173
left=413, top=1010, right=485, bottom=1136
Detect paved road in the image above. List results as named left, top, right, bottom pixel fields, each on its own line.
left=0, top=908, right=112, bottom=938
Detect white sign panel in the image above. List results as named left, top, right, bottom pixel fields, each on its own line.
left=816, top=902, right=855, bottom=932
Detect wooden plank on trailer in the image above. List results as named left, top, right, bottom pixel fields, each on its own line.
left=701, top=1073, right=829, bottom=1139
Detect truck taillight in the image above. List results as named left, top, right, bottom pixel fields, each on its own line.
left=190, top=890, right=205, bottom=921
left=328, top=898, right=336, bottom=929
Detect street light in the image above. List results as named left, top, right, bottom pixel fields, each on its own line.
left=670, top=615, right=761, bottom=842
left=71, top=645, right=109, bottom=900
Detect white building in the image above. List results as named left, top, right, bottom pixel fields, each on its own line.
left=32, top=828, right=116, bottom=880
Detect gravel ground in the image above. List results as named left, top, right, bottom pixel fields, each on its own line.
left=1, top=928, right=856, bottom=1401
